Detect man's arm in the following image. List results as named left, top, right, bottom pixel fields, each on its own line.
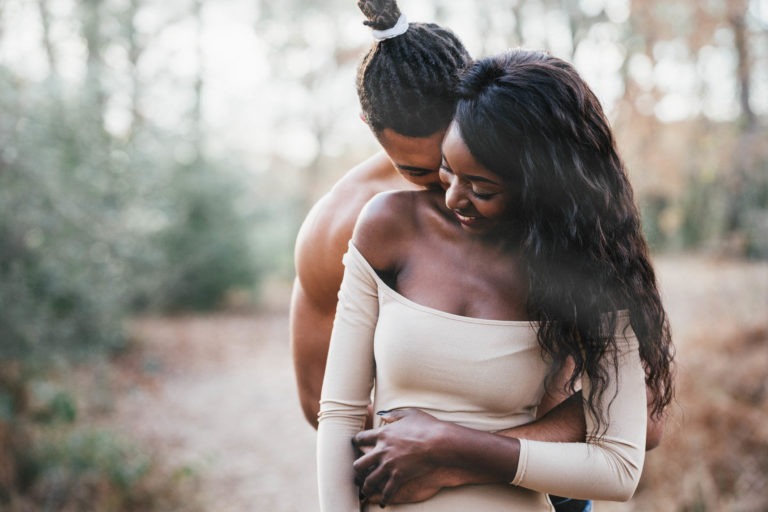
left=290, top=167, right=394, bottom=428
left=289, top=278, right=335, bottom=428
left=351, top=393, right=586, bottom=501
left=289, top=188, right=351, bottom=429
left=354, top=387, right=664, bottom=505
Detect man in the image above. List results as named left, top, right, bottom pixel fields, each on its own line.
left=291, top=6, right=470, bottom=431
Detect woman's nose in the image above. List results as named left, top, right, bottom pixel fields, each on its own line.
left=444, top=178, right=468, bottom=210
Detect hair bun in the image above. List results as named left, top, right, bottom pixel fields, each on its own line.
left=357, top=0, right=402, bottom=31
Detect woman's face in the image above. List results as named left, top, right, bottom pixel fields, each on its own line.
left=439, top=123, right=514, bottom=237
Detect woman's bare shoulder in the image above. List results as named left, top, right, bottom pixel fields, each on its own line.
left=353, top=190, right=434, bottom=271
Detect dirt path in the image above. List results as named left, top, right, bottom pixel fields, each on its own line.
left=109, top=256, right=768, bottom=511
left=112, top=310, right=319, bottom=511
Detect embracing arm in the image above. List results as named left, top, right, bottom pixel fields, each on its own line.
left=351, top=389, right=587, bottom=503
left=501, top=381, right=663, bottom=449
left=291, top=193, right=339, bottom=429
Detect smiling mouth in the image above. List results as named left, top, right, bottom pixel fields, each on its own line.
left=454, top=211, right=481, bottom=226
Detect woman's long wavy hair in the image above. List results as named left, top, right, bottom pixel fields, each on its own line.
left=455, top=49, right=675, bottom=429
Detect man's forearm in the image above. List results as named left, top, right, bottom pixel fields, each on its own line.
left=494, top=388, right=664, bottom=449
left=496, top=391, right=586, bottom=442
left=409, top=393, right=586, bottom=492
left=289, top=281, right=335, bottom=429
left=357, top=400, right=586, bottom=503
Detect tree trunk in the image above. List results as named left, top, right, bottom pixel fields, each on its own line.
left=127, top=0, right=144, bottom=141
left=37, top=0, right=58, bottom=78
left=192, top=0, right=205, bottom=162
left=729, top=3, right=755, bottom=131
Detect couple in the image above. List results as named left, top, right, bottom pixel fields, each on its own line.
left=291, top=1, right=675, bottom=510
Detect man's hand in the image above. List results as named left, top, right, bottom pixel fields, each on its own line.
left=360, top=467, right=471, bottom=506
left=352, top=409, right=461, bottom=505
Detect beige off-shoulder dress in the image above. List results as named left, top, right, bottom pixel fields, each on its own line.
left=317, top=243, right=647, bottom=511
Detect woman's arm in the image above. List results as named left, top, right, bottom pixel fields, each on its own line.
left=512, top=314, right=647, bottom=501
left=316, top=244, right=380, bottom=511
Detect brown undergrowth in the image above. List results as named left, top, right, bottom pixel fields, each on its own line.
left=0, top=360, right=202, bottom=512
left=631, top=325, right=768, bottom=511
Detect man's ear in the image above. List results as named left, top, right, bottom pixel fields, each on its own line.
left=359, top=111, right=368, bottom=125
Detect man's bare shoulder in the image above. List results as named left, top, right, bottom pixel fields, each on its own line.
left=293, top=152, right=407, bottom=305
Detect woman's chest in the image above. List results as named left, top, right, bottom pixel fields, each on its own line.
left=372, top=300, right=550, bottom=414
left=391, top=245, right=528, bottom=321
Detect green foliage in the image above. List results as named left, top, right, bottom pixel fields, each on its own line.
left=675, top=154, right=768, bottom=257
left=134, top=160, right=261, bottom=312
left=0, top=364, right=202, bottom=512
left=0, top=79, right=128, bottom=360
left=735, top=160, right=768, bottom=259
left=0, top=76, right=262, bottom=361
left=12, top=427, right=199, bottom=512
left=30, top=385, right=78, bottom=425
left=637, top=125, right=768, bottom=258
left=20, top=430, right=148, bottom=490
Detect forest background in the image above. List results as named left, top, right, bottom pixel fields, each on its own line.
left=0, top=0, right=766, bottom=510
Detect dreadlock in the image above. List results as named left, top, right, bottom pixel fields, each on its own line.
left=356, top=0, right=471, bottom=137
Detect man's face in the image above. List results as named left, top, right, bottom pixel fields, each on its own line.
left=376, top=128, right=447, bottom=189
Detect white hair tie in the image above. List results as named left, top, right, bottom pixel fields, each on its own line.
left=371, top=14, right=409, bottom=41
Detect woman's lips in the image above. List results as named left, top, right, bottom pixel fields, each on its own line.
left=454, top=211, right=481, bottom=226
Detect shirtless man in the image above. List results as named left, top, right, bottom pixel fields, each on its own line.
left=290, top=1, right=469, bottom=430
left=291, top=1, right=663, bottom=508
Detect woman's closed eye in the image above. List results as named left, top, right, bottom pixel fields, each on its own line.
left=471, top=189, right=498, bottom=200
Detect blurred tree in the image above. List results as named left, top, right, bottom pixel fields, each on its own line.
left=254, top=0, right=368, bottom=213
left=0, top=0, right=263, bottom=360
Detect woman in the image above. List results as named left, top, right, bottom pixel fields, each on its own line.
left=317, top=49, right=675, bottom=511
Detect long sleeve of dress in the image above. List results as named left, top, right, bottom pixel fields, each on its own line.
left=316, top=245, right=379, bottom=512
left=512, top=313, right=648, bottom=501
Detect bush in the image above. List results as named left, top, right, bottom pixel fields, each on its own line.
left=0, top=365, right=202, bottom=512
left=634, top=326, right=768, bottom=511
left=132, top=160, right=261, bottom=312
left=0, top=67, right=264, bottom=361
